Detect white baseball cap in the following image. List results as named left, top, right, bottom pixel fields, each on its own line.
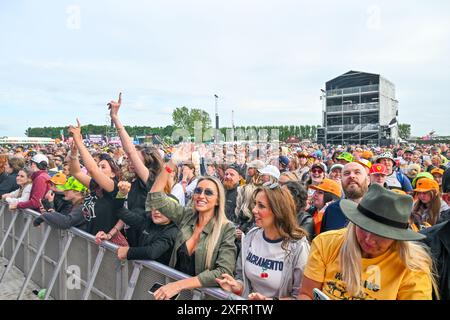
left=31, top=154, right=49, bottom=165
left=258, top=165, right=280, bottom=180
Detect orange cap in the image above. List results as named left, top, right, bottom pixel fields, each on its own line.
left=413, top=178, right=439, bottom=193
left=48, top=172, right=67, bottom=186
left=309, top=178, right=342, bottom=198
left=361, top=150, right=374, bottom=160
left=431, top=168, right=444, bottom=176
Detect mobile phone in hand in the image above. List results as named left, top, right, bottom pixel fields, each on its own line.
left=148, top=283, right=179, bottom=300
left=41, top=198, right=54, bottom=211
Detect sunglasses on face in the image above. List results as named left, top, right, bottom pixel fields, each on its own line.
left=311, top=169, right=323, bottom=174
left=194, top=187, right=216, bottom=197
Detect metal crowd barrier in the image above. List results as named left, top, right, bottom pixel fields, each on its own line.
left=0, top=203, right=243, bottom=300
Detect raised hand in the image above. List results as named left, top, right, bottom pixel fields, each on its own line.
left=108, top=92, right=122, bottom=119
left=117, top=181, right=131, bottom=197
left=69, top=140, right=78, bottom=157
left=68, top=119, right=82, bottom=140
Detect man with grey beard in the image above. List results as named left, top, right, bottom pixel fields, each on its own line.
left=320, top=162, right=370, bottom=234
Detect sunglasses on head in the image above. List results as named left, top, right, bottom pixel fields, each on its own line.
left=262, top=182, right=280, bottom=189
left=194, top=187, right=215, bottom=197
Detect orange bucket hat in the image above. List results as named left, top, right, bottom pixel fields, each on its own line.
left=413, top=178, right=439, bottom=193
left=309, top=178, right=342, bottom=198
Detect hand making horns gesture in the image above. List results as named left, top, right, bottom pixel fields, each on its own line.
left=68, top=118, right=82, bottom=140
left=108, top=92, right=122, bottom=119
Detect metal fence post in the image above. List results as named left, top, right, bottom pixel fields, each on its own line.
left=0, top=214, right=32, bottom=282
left=123, top=262, right=142, bottom=300
left=0, top=214, right=18, bottom=255
left=58, top=230, right=68, bottom=300
left=44, top=232, right=73, bottom=300
left=115, top=259, right=128, bottom=300
left=81, top=246, right=105, bottom=300
left=17, top=225, right=52, bottom=300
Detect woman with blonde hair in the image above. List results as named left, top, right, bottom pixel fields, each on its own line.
left=216, top=182, right=310, bottom=300
left=147, top=145, right=236, bottom=300
left=299, top=184, right=437, bottom=300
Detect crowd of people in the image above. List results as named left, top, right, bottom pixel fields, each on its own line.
left=0, top=95, right=449, bottom=300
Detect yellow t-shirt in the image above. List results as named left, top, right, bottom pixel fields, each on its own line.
left=304, top=229, right=432, bottom=300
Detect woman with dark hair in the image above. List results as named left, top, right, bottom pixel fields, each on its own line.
left=67, top=119, right=122, bottom=237
left=2, top=167, right=32, bottom=208
left=102, top=94, right=163, bottom=246
left=0, top=155, right=25, bottom=196
left=283, top=181, right=314, bottom=241
left=216, top=182, right=310, bottom=300
left=411, top=178, right=444, bottom=230
left=308, top=178, right=341, bottom=238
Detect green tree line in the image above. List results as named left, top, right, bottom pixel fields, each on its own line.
left=27, top=124, right=318, bottom=141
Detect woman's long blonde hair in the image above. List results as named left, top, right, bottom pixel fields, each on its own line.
left=193, top=176, right=229, bottom=270
left=339, top=223, right=439, bottom=299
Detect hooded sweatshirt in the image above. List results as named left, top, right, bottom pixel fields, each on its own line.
left=17, top=170, right=50, bottom=211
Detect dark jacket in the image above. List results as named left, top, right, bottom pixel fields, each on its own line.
left=34, top=204, right=86, bottom=230
left=225, top=186, right=239, bottom=223
left=320, top=200, right=348, bottom=233
left=53, top=192, right=73, bottom=215
left=437, top=209, right=450, bottom=224
left=297, top=211, right=314, bottom=241
left=0, top=172, right=19, bottom=196
left=420, top=221, right=450, bottom=300
left=116, top=207, right=178, bottom=265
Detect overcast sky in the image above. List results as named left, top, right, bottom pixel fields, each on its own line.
left=1, top=0, right=449, bottom=137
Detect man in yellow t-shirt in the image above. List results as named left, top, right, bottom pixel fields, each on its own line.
left=298, top=184, right=434, bottom=300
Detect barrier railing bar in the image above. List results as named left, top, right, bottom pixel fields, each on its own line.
left=58, top=230, right=68, bottom=300
left=1, top=205, right=244, bottom=301
left=0, top=205, right=6, bottom=220
left=0, top=214, right=18, bottom=255
left=82, top=247, right=105, bottom=300
left=115, top=260, right=126, bottom=300
left=136, top=260, right=245, bottom=300
left=0, top=215, right=32, bottom=282
left=17, top=225, right=52, bottom=300
left=123, top=262, right=143, bottom=300
left=44, top=232, right=73, bottom=300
